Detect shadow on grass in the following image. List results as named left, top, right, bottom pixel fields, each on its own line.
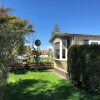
left=10, top=69, right=53, bottom=75
left=4, top=79, right=100, bottom=100
left=11, top=68, right=28, bottom=74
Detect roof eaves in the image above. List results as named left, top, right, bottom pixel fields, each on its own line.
left=72, top=33, right=100, bottom=37
left=49, top=33, right=73, bottom=43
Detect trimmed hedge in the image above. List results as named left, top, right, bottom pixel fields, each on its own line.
left=68, top=45, right=100, bottom=93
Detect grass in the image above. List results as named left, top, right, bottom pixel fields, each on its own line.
left=4, top=70, right=100, bottom=100
left=40, top=58, right=49, bottom=62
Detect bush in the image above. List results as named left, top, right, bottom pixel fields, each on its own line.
left=0, top=67, right=8, bottom=100
left=68, top=45, right=100, bottom=93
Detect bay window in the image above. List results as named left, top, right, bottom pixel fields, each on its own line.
left=53, top=39, right=67, bottom=60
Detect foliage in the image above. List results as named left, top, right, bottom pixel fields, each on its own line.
left=32, top=47, right=41, bottom=55
left=12, top=45, right=30, bottom=56
left=51, top=24, right=60, bottom=36
left=68, top=45, right=100, bottom=93
left=32, top=47, right=41, bottom=63
left=17, top=45, right=30, bottom=55
left=28, top=57, right=50, bottom=63
left=53, top=24, right=60, bottom=32
left=0, top=11, right=34, bottom=99
left=40, top=57, right=49, bottom=62
left=0, top=14, right=33, bottom=60
left=0, top=7, right=12, bottom=16
left=0, top=14, right=33, bottom=71
left=48, top=48, right=53, bottom=62
left=4, top=71, right=100, bottom=100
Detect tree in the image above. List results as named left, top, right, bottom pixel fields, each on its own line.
left=51, top=24, right=60, bottom=36
left=53, top=24, right=60, bottom=32
left=48, top=47, right=53, bottom=62
left=0, top=14, right=33, bottom=65
left=32, top=47, right=41, bottom=63
left=17, top=45, right=30, bottom=55
left=0, top=11, right=34, bottom=99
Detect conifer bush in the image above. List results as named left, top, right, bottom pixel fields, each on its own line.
left=68, top=45, right=100, bottom=93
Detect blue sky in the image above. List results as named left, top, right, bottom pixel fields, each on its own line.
left=1, top=0, right=100, bottom=49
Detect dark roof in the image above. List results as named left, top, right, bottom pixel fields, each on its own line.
left=49, top=32, right=100, bottom=43
left=49, top=33, right=71, bottom=42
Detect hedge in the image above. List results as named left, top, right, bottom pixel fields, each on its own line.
left=68, top=45, right=100, bottom=93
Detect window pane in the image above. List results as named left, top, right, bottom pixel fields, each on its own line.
left=83, top=40, right=89, bottom=44
left=56, top=49, right=60, bottom=59
left=62, top=41, right=66, bottom=48
left=62, top=40, right=66, bottom=59
left=54, top=42, right=60, bottom=59
left=67, top=39, right=71, bottom=48
left=62, top=49, right=65, bottom=58
left=91, top=42, right=98, bottom=44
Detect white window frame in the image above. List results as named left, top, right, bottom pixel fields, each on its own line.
left=89, top=40, right=100, bottom=44
left=53, top=39, right=67, bottom=61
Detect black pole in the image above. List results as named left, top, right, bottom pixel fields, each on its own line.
left=37, top=46, right=39, bottom=65
left=35, top=39, right=41, bottom=65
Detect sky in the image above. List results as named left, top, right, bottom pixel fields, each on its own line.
left=1, top=0, right=100, bottom=49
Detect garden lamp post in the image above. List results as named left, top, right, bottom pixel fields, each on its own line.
left=35, top=39, right=41, bottom=65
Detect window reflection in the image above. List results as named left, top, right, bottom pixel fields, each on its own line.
left=54, top=42, right=60, bottom=59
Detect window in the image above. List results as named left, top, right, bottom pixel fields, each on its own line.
left=67, top=38, right=71, bottom=48
left=54, top=42, right=60, bottom=59
left=53, top=40, right=67, bottom=60
left=91, top=42, right=98, bottom=45
left=83, top=40, right=89, bottom=44
left=62, top=49, right=65, bottom=58
left=62, top=40, right=66, bottom=59
left=89, top=40, right=100, bottom=45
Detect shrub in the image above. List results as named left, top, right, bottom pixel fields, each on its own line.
left=68, top=45, right=100, bottom=93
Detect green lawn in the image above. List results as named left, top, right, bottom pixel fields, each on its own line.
left=4, top=70, right=100, bottom=100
